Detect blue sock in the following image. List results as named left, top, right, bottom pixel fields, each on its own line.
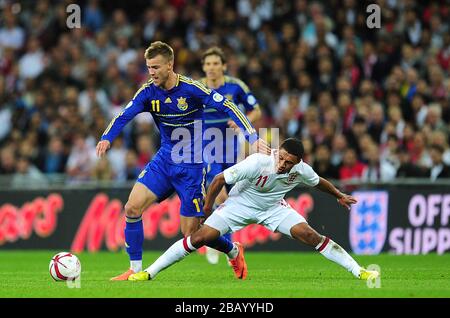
left=206, top=235, right=233, bottom=254
left=222, top=232, right=231, bottom=242
left=124, top=216, right=143, bottom=261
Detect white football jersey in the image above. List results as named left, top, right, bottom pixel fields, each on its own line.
left=223, top=150, right=320, bottom=210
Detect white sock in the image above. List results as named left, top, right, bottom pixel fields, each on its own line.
left=227, top=243, right=239, bottom=259
left=145, top=236, right=197, bottom=279
left=316, top=237, right=361, bottom=278
left=130, top=260, right=142, bottom=273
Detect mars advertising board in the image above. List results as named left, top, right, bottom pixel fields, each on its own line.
left=1, top=186, right=449, bottom=254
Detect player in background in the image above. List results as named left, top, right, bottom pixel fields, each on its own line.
left=96, top=41, right=270, bottom=281
left=128, top=138, right=380, bottom=281
left=201, top=47, right=262, bottom=264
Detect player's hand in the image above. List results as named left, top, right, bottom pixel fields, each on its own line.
left=337, top=194, right=357, bottom=210
left=96, top=140, right=111, bottom=158
left=227, top=120, right=239, bottom=131
left=252, top=138, right=271, bottom=155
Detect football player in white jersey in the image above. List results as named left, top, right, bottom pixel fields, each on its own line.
left=129, top=138, right=380, bottom=281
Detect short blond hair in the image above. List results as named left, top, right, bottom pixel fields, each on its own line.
left=144, top=41, right=174, bottom=61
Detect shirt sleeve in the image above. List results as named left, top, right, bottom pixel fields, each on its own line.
left=189, top=80, right=258, bottom=144
left=223, top=154, right=263, bottom=184
left=235, top=81, right=260, bottom=112
left=297, top=161, right=320, bottom=187
left=101, top=85, right=149, bottom=143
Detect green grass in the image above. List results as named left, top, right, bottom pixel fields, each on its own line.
left=0, top=251, right=449, bottom=298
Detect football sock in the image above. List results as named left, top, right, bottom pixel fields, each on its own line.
left=226, top=243, right=239, bottom=259
left=125, top=216, right=144, bottom=272
left=205, top=235, right=234, bottom=254
left=145, top=236, right=196, bottom=278
left=130, top=260, right=142, bottom=273
left=222, top=232, right=232, bottom=241
left=316, top=236, right=361, bottom=278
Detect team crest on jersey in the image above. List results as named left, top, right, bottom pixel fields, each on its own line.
left=349, top=191, right=388, bottom=255
left=177, top=97, right=188, bottom=110
left=287, top=172, right=298, bottom=183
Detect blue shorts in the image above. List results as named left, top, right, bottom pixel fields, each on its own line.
left=205, top=162, right=235, bottom=193
left=137, top=152, right=206, bottom=217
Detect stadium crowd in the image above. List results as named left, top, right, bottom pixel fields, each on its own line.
left=0, top=0, right=449, bottom=186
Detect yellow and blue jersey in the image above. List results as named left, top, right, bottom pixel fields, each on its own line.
left=101, top=74, right=257, bottom=167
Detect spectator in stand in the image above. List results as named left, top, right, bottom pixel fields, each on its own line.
left=37, top=136, right=68, bottom=174
left=0, top=146, right=16, bottom=175
left=345, top=116, right=368, bottom=156
left=429, top=130, right=450, bottom=166
left=410, top=131, right=432, bottom=169
left=107, top=136, right=128, bottom=181
left=428, top=144, right=450, bottom=181
left=361, top=143, right=397, bottom=182
left=0, top=0, right=448, bottom=183
left=330, top=133, right=348, bottom=167
left=367, top=102, right=385, bottom=144
left=12, top=155, right=48, bottom=187
left=339, top=148, right=366, bottom=182
left=92, top=156, right=114, bottom=181
left=0, top=10, right=25, bottom=50
left=396, top=146, right=427, bottom=178
left=66, top=132, right=97, bottom=183
left=125, top=150, right=141, bottom=181
left=136, top=134, right=154, bottom=171
left=313, top=144, right=339, bottom=180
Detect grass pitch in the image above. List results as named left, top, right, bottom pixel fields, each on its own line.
left=0, top=250, right=449, bottom=298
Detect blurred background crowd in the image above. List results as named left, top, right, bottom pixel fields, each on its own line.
left=0, top=0, right=449, bottom=187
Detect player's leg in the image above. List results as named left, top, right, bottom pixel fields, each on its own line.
left=174, top=165, right=235, bottom=257
left=124, top=183, right=157, bottom=268
left=290, top=222, right=363, bottom=278
left=129, top=219, right=226, bottom=281
left=111, top=157, right=173, bottom=281
left=275, top=210, right=378, bottom=280
left=204, top=205, right=248, bottom=279
left=204, top=163, right=230, bottom=264
left=129, top=200, right=250, bottom=281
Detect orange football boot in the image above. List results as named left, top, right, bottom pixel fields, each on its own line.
left=110, top=269, right=135, bottom=281
left=229, top=242, right=248, bottom=280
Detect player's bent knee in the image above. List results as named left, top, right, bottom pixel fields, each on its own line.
left=182, top=227, right=197, bottom=237
left=124, top=202, right=142, bottom=218
left=190, top=232, right=207, bottom=248
left=190, top=226, right=219, bottom=248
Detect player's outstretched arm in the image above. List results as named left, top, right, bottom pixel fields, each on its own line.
left=314, top=177, right=357, bottom=210
left=204, top=173, right=227, bottom=217
left=228, top=107, right=261, bottom=130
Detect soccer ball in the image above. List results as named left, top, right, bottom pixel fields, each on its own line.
left=49, top=252, right=81, bottom=281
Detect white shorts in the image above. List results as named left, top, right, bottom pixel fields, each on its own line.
left=204, top=198, right=307, bottom=238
